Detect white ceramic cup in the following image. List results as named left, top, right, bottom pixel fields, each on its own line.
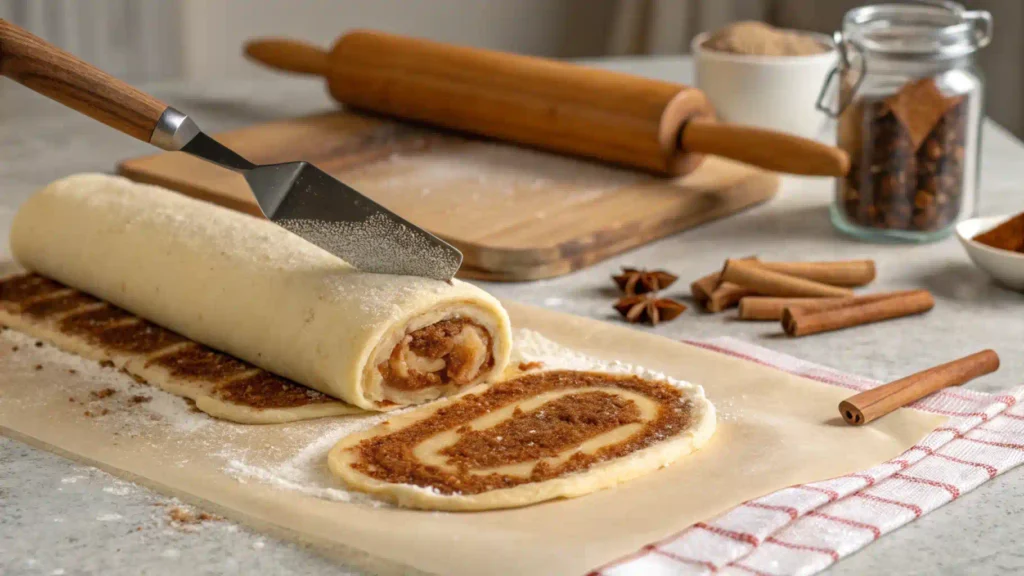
left=692, top=30, right=838, bottom=142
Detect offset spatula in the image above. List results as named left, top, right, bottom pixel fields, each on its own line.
left=0, top=20, right=462, bottom=281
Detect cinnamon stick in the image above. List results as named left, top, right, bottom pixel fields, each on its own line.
left=739, top=290, right=918, bottom=321
left=739, top=297, right=851, bottom=321
left=691, top=256, right=757, bottom=312
left=721, top=259, right=854, bottom=298
left=782, top=290, right=934, bottom=337
left=759, top=260, right=876, bottom=287
left=690, top=272, right=720, bottom=307
left=707, top=282, right=755, bottom=313
left=839, top=350, right=1000, bottom=426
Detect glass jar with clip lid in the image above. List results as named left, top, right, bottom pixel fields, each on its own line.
left=817, top=1, right=992, bottom=242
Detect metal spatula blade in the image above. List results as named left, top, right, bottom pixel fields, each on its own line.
left=248, top=162, right=462, bottom=280
left=174, top=116, right=463, bottom=281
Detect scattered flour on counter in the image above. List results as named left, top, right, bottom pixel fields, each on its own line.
left=221, top=412, right=397, bottom=505
left=511, top=329, right=703, bottom=395
left=1, top=329, right=211, bottom=434
left=102, top=482, right=135, bottom=496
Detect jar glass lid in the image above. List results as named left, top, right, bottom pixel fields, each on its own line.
left=843, top=1, right=991, bottom=59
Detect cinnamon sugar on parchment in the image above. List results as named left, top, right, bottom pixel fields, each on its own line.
left=90, top=388, right=117, bottom=400
left=168, top=506, right=221, bottom=525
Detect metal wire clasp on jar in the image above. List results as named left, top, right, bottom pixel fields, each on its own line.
left=816, top=1, right=992, bottom=243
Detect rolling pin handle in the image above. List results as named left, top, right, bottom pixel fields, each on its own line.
left=244, top=38, right=331, bottom=77
left=679, top=118, right=851, bottom=178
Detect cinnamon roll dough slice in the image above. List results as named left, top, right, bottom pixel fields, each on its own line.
left=328, top=370, right=716, bottom=511
left=9, top=174, right=512, bottom=411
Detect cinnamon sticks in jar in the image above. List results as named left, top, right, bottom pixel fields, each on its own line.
left=839, top=350, right=1000, bottom=426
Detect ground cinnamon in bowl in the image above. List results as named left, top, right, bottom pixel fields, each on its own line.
left=973, top=212, right=1024, bottom=253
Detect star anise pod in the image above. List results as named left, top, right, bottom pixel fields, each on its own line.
left=612, top=268, right=678, bottom=296
left=613, top=295, right=687, bottom=326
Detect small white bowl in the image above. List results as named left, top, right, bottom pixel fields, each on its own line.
left=956, top=215, right=1024, bottom=291
left=692, top=30, right=838, bottom=142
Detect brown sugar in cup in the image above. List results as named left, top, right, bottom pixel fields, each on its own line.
left=702, top=21, right=829, bottom=57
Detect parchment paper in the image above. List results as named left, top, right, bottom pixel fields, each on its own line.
left=0, top=300, right=944, bottom=576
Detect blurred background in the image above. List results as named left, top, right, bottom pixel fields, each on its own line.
left=2, top=0, right=1022, bottom=136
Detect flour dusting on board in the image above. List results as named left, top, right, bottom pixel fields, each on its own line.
left=349, top=141, right=648, bottom=201
left=0, top=326, right=702, bottom=505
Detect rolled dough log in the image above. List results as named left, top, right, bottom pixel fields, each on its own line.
left=10, top=174, right=512, bottom=410
left=0, top=272, right=362, bottom=424
left=329, top=369, right=716, bottom=510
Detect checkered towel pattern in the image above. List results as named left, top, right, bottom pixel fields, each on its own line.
left=593, top=337, right=1024, bottom=576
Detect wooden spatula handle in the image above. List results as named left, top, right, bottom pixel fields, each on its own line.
left=681, top=119, right=850, bottom=177
left=244, top=38, right=331, bottom=76
left=0, top=19, right=168, bottom=143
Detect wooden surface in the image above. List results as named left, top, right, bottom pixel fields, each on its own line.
left=118, top=110, right=779, bottom=282
left=0, top=19, right=166, bottom=143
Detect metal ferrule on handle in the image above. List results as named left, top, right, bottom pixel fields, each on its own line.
left=150, top=107, right=200, bottom=151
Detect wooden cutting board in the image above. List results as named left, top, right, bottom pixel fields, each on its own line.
left=117, top=111, right=779, bottom=281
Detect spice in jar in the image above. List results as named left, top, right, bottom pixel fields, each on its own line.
left=838, top=78, right=968, bottom=232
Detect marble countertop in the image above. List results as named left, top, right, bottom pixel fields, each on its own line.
left=2, top=57, right=1023, bottom=575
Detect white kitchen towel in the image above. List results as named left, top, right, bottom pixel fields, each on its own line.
left=594, top=337, right=1024, bottom=576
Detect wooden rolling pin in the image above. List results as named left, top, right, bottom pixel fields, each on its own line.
left=245, top=30, right=849, bottom=178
